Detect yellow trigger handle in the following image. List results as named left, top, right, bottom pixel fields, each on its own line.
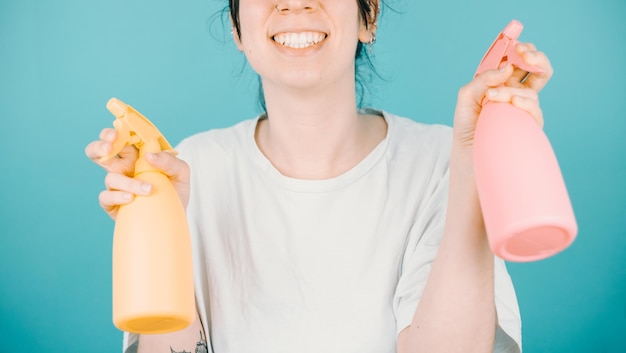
left=100, top=98, right=176, bottom=163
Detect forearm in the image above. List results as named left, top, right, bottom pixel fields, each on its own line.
left=398, top=149, right=496, bottom=353
left=138, top=311, right=206, bottom=353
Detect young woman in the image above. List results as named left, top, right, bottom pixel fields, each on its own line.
left=85, top=1, right=552, bottom=352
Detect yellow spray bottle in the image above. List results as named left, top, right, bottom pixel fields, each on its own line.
left=100, top=98, right=195, bottom=334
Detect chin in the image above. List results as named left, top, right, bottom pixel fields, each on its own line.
left=259, top=66, right=328, bottom=92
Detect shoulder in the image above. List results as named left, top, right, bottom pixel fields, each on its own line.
left=174, top=116, right=259, bottom=162
left=384, top=111, right=452, bottom=148
left=382, top=111, right=453, bottom=165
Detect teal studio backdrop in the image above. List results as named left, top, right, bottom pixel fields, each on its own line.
left=0, top=0, right=624, bottom=352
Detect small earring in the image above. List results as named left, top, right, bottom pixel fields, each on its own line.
left=368, top=33, right=376, bottom=55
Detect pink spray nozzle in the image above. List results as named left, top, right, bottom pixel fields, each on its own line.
left=474, top=19, right=543, bottom=77
left=502, top=20, right=524, bottom=40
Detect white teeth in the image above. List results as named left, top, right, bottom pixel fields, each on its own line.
left=273, top=32, right=327, bottom=49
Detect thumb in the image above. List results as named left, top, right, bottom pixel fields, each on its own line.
left=143, top=151, right=191, bottom=209
left=144, top=151, right=190, bottom=182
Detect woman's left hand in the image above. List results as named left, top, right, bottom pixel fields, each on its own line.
left=452, top=42, right=554, bottom=154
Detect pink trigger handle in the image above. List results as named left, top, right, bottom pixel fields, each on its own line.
left=474, top=20, right=544, bottom=77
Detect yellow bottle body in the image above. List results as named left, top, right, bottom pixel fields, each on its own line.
left=112, top=158, right=195, bottom=334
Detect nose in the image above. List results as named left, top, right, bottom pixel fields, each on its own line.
left=275, top=0, right=316, bottom=14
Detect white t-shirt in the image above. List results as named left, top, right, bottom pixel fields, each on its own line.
left=123, top=110, right=521, bottom=353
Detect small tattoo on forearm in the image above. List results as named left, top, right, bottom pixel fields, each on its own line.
left=170, top=330, right=208, bottom=353
left=195, top=330, right=208, bottom=353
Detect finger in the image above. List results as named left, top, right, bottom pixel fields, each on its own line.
left=512, top=95, right=544, bottom=128
left=104, top=172, right=152, bottom=195
left=86, top=138, right=138, bottom=177
left=486, top=87, right=544, bottom=128
left=85, top=128, right=116, bottom=162
left=85, top=139, right=112, bottom=163
left=458, top=64, right=515, bottom=107
left=485, top=87, right=539, bottom=105
left=508, top=42, right=554, bottom=92
left=520, top=42, right=537, bottom=52
left=479, top=64, right=515, bottom=87
left=86, top=142, right=137, bottom=175
left=99, top=128, right=117, bottom=142
left=99, top=189, right=134, bottom=213
left=86, top=128, right=118, bottom=161
left=506, top=43, right=538, bottom=86
left=114, top=144, right=139, bottom=164
left=144, top=152, right=190, bottom=182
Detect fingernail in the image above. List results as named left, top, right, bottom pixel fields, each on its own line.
left=122, top=193, right=133, bottom=201
left=145, top=152, right=157, bottom=162
left=487, top=88, right=498, bottom=97
left=106, top=130, right=116, bottom=140
left=499, top=64, right=509, bottom=72
left=517, top=44, right=526, bottom=52
left=140, top=183, right=152, bottom=194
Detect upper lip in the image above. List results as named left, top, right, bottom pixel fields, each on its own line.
left=270, top=28, right=329, bottom=37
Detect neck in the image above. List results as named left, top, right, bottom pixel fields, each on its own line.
left=256, top=76, right=386, bottom=180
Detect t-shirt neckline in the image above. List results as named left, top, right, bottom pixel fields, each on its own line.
left=247, top=109, right=393, bottom=193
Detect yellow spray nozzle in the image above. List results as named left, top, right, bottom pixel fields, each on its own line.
left=100, top=98, right=175, bottom=163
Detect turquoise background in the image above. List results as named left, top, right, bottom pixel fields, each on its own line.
left=1, top=0, right=624, bottom=352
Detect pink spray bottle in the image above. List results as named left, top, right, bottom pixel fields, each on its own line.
left=473, top=20, right=577, bottom=262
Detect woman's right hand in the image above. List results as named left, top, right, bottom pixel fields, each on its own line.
left=85, top=128, right=191, bottom=220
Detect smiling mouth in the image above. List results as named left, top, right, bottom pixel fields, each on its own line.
left=272, top=32, right=328, bottom=49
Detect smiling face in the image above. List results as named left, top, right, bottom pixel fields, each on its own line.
left=232, top=0, right=376, bottom=92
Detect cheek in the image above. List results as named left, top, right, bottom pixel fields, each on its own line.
left=237, top=0, right=270, bottom=34
left=237, top=7, right=271, bottom=50
left=241, top=42, right=268, bottom=77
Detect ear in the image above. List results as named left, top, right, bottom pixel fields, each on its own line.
left=358, top=22, right=377, bottom=44
left=232, top=30, right=244, bottom=52
left=229, top=16, right=244, bottom=51
left=357, top=0, right=379, bottom=43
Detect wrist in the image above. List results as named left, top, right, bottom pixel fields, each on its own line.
left=449, top=142, right=475, bottom=179
left=445, top=144, right=486, bottom=237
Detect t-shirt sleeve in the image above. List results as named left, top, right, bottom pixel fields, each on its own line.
left=392, top=168, right=522, bottom=352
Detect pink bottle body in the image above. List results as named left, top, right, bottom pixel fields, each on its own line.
left=474, top=102, right=577, bottom=261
